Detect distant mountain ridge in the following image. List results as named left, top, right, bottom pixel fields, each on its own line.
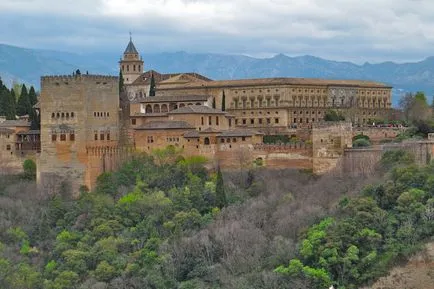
left=1, top=43, right=434, bottom=106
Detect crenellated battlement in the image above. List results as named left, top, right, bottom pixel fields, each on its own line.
left=41, top=74, right=118, bottom=85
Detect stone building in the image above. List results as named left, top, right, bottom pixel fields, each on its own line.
left=0, top=119, right=40, bottom=174
left=123, top=37, right=393, bottom=131
left=37, top=74, right=122, bottom=193
left=32, top=37, right=396, bottom=192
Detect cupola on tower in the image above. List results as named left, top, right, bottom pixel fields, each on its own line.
left=119, top=34, right=144, bottom=84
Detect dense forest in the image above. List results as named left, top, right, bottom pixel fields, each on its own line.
left=0, top=147, right=433, bottom=289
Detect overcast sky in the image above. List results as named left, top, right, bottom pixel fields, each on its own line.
left=1, top=0, right=433, bottom=63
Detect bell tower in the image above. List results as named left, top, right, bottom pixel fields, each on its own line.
left=119, top=33, right=144, bottom=84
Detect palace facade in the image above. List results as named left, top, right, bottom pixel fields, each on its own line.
left=29, top=37, right=395, bottom=192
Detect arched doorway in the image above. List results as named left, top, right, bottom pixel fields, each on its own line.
left=204, top=137, right=210, bottom=145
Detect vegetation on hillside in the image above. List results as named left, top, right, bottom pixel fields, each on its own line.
left=397, top=91, right=434, bottom=140
left=0, top=148, right=432, bottom=289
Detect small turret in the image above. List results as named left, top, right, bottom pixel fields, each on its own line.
left=119, top=32, right=144, bottom=84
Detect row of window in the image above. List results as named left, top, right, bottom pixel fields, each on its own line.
left=122, top=64, right=141, bottom=72
left=147, top=136, right=247, bottom=145
left=233, top=88, right=388, bottom=95
left=167, top=137, right=180, bottom=142
left=293, top=118, right=317, bottom=124
left=201, top=116, right=220, bottom=126
left=94, top=112, right=110, bottom=117
left=51, top=112, right=75, bottom=119
left=52, top=133, right=75, bottom=142
left=94, top=131, right=111, bottom=141
left=242, top=111, right=279, bottom=115
left=236, top=118, right=279, bottom=125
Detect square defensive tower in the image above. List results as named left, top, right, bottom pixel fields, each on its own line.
left=38, top=74, right=120, bottom=194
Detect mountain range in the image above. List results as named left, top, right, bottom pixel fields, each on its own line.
left=2, top=43, right=434, bottom=106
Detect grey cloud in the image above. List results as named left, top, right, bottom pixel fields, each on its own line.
left=0, top=0, right=433, bottom=63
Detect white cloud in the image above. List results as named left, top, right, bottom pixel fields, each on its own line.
left=1, top=0, right=434, bottom=62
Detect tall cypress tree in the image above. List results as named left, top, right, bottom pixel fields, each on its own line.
left=6, top=89, right=17, bottom=120
left=215, top=167, right=227, bottom=209
left=17, top=84, right=31, bottom=116
left=222, top=90, right=226, bottom=111
left=8, top=88, right=17, bottom=119
left=149, top=74, right=156, bottom=96
left=28, top=86, right=38, bottom=107
left=119, top=69, right=124, bottom=94
left=0, top=77, right=6, bottom=116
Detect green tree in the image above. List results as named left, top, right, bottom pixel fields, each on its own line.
left=215, top=167, right=227, bottom=209
left=22, top=159, right=36, bottom=180
left=7, top=89, right=17, bottom=119
left=222, top=90, right=226, bottom=111
left=324, top=109, right=345, bottom=121
left=17, top=84, right=30, bottom=116
left=28, top=86, right=38, bottom=107
left=119, top=69, right=124, bottom=94
left=149, top=73, right=156, bottom=96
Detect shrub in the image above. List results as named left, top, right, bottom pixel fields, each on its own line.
left=353, top=138, right=371, bottom=148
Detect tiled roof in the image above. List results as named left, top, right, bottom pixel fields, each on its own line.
left=168, top=105, right=226, bottom=115
left=219, top=129, right=264, bottom=137
left=201, top=127, right=221, bottom=133
left=124, top=39, right=138, bottom=54
left=132, top=112, right=168, bottom=117
left=158, top=77, right=391, bottom=89
left=0, top=128, right=14, bottom=134
left=131, top=70, right=212, bottom=86
left=135, top=121, right=194, bottom=130
left=184, top=130, right=200, bottom=138
left=17, top=130, right=40, bottom=135
left=139, top=95, right=210, bottom=103
left=0, top=120, right=30, bottom=127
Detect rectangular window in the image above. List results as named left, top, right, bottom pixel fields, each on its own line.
left=208, top=116, right=212, bottom=125
left=216, top=116, right=219, bottom=126
left=60, top=134, right=66, bottom=141
left=131, top=118, right=136, bottom=125
left=147, top=136, right=154, bottom=143
left=267, top=118, right=271, bottom=124
left=52, top=134, right=57, bottom=142
left=94, top=133, right=98, bottom=141
left=70, top=133, right=75, bottom=141
left=294, top=118, right=297, bottom=123
left=235, top=119, right=238, bottom=125
left=275, top=118, right=279, bottom=124
left=242, top=119, right=246, bottom=125
left=259, top=118, right=263, bottom=124
left=242, top=137, right=246, bottom=141
left=250, top=119, right=254, bottom=124
left=107, top=133, right=110, bottom=141
left=221, top=138, right=225, bottom=143
left=201, top=117, right=204, bottom=125
left=6, top=144, right=11, bottom=151
left=229, top=119, right=232, bottom=127
left=100, top=133, right=105, bottom=141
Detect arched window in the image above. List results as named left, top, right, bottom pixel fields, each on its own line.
left=153, top=104, right=160, bottom=113
left=161, top=104, right=168, bottom=113
left=204, top=137, right=210, bottom=145
left=145, top=105, right=152, bottom=113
